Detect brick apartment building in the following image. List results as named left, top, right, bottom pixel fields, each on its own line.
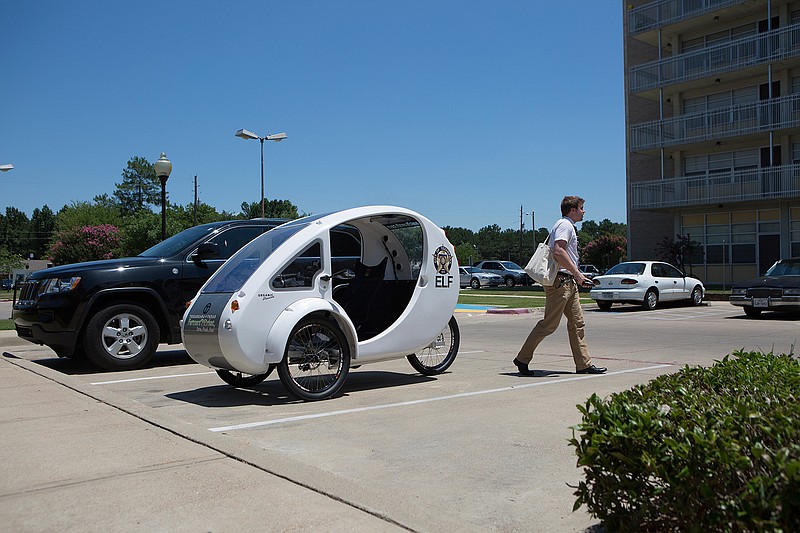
left=624, top=0, right=800, bottom=284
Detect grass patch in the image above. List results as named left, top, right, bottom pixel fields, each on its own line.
left=0, top=319, right=14, bottom=331
left=459, top=288, right=594, bottom=308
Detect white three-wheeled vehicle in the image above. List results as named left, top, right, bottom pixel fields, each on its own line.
left=181, top=206, right=460, bottom=400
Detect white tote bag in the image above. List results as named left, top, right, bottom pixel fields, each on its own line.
left=524, top=235, right=559, bottom=286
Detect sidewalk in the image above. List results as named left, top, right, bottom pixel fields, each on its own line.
left=0, top=340, right=411, bottom=532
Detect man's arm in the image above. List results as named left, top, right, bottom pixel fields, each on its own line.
left=552, top=240, right=590, bottom=286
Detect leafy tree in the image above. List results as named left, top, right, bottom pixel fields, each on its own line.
left=582, top=234, right=627, bottom=271
left=239, top=199, right=302, bottom=219
left=0, top=207, right=32, bottom=256
left=30, top=205, right=57, bottom=259
left=113, top=156, right=160, bottom=212
left=0, top=247, right=25, bottom=276
left=116, top=211, right=162, bottom=256
left=55, top=198, right=120, bottom=231
left=656, top=234, right=702, bottom=274
left=170, top=201, right=227, bottom=229
left=48, top=225, right=121, bottom=265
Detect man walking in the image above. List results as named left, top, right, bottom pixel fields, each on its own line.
left=513, top=196, right=607, bottom=375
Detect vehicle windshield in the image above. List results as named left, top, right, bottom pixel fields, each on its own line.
left=765, top=260, right=800, bottom=276
left=464, top=267, right=478, bottom=273
left=139, top=223, right=223, bottom=258
left=500, top=261, right=522, bottom=269
left=202, top=222, right=311, bottom=293
left=605, top=262, right=646, bottom=275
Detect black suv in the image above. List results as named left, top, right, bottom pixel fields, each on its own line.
left=13, top=219, right=285, bottom=370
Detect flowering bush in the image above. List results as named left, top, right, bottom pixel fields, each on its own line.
left=582, top=234, right=627, bottom=271
left=49, top=224, right=121, bottom=265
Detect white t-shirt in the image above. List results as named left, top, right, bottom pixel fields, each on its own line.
left=550, top=217, right=578, bottom=273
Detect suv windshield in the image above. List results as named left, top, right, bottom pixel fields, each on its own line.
left=139, top=223, right=224, bottom=258
left=202, top=222, right=310, bottom=293
left=500, top=261, right=522, bottom=269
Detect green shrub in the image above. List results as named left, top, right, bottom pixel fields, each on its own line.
left=570, top=351, right=800, bottom=532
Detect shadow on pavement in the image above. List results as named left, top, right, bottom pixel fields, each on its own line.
left=19, top=348, right=196, bottom=376
left=167, top=370, right=437, bottom=408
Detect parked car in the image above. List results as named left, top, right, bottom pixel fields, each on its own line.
left=589, top=261, right=705, bottom=311
left=1, top=278, right=13, bottom=290
left=13, top=219, right=286, bottom=370
left=182, top=206, right=461, bottom=401
left=459, top=266, right=503, bottom=289
left=472, top=260, right=530, bottom=287
left=730, top=258, right=800, bottom=318
left=579, top=264, right=602, bottom=279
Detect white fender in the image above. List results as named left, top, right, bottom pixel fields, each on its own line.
left=263, top=298, right=358, bottom=364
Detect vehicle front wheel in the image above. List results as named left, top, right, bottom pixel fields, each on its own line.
left=505, top=277, right=516, bottom=288
left=744, top=306, right=762, bottom=318
left=689, top=286, right=703, bottom=306
left=470, top=278, right=481, bottom=290
left=216, top=365, right=275, bottom=387
left=407, top=315, right=460, bottom=376
left=642, top=289, right=658, bottom=311
left=82, top=303, right=160, bottom=370
left=278, top=316, right=350, bottom=401
left=596, top=301, right=613, bottom=311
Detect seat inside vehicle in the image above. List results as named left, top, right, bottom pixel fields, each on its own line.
left=333, top=257, right=415, bottom=340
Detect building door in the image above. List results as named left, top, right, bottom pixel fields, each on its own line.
left=758, top=234, right=780, bottom=275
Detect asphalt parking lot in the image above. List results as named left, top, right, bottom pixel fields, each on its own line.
left=2, top=301, right=799, bottom=532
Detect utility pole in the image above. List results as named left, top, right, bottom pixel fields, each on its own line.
left=193, top=175, right=198, bottom=226
left=519, top=205, right=523, bottom=261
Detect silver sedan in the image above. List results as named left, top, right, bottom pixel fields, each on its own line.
left=589, top=261, right=705, bottom=311
left=460, top=267, right=503, bottom=289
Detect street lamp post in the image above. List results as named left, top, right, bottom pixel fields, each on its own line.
left=154, top=152, right=172, bottom=241
left=235, top=128, right=287, bottom=218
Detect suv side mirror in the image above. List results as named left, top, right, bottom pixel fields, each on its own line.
left=192, top=243, right=220, bottom=264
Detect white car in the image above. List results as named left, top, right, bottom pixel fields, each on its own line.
left=181, top=206, right=460, bottom=401
left=459, top=266, right=503, bottom=289
left=589, top=261, right=705, bottom=311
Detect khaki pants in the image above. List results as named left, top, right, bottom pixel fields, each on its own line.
left=517, top=277, right=592, bottom=371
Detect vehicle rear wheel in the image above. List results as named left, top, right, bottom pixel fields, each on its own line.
left=407, top=315, right=460, bottom=376
left=216, top=365, right=275, bottom=387
left=278, top=316, right=350, bottom=401
left=82, top=303, right=160, bottom=370
left=505, top=277, right=515, bottom=288
left=642, top=289, right=658, bottom=311
left=744, top=306, right=762, bottom=318
left=596, top=301, right=612, bottom=311
left=689, top=286, right=703, bottom=306
left=470, top=278, right=481, bottom=290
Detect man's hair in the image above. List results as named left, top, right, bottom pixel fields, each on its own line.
left=561, top=196, right=585, bottom=216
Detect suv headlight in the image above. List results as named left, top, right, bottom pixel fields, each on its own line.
left=731, top=288, right=747, bottom=295
left=40, top=276, right=81, bottom=295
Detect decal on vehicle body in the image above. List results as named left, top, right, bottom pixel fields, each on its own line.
left=433, top=245, right=454, bottom=288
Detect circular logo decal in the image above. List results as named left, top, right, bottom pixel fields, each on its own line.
left=433, top=245, right=453, bottom=275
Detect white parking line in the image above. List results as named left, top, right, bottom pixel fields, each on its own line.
left=91, top=371, right=215, bottom=385
left=208, top=364, right=672, bottom=432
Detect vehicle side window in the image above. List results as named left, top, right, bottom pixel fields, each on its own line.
left=272, top=242, right=322, bottom=289
left=651, top=264, right=664, bottom=277
left=661, top=263, right=684, bottom=277
left=485, top=262, right=499, bottom=270
left=207, top=227, right=266, bottom=260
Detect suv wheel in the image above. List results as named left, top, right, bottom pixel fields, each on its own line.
left=505, top=277, right=516, bottom=288
left=82, top=304, right=160, bottom=371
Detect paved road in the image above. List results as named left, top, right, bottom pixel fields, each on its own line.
left=2, top=301, right=797, bottom=531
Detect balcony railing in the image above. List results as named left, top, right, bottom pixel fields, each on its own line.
left=630, top=93, right=800, bottom=151
left=631, top=164, right=800, bottom=209
left=629, top=24, right=800, bottom=94
left=628, top=0, right=749, bottom=36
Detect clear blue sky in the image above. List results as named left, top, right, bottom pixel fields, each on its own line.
left=1, top=1, right=625, bottom=232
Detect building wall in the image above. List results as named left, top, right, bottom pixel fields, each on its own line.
left=623, top=0, right=800, bottom=285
